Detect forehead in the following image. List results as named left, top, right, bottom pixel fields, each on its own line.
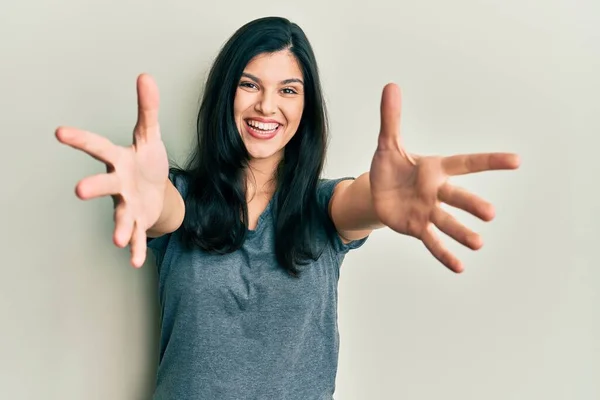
left=243, top=50, right=303, bottom=82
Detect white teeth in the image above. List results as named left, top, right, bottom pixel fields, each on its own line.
left=247, top=120, right=279, bottom=131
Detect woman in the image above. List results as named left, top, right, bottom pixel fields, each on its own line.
left=55, top=16, right=519, bottom=400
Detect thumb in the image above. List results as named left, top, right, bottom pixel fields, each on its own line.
left=377, top=83, right=403, bottom=151
left=135, top=73, right=161, bottom=141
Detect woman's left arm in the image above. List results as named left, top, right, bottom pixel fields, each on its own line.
left=328, top=83, right=520, bottom=273
left=328, top=172, right=382, bottom=243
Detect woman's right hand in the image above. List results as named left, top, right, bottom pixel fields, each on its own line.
left=56, top=74, right=169, bottom=268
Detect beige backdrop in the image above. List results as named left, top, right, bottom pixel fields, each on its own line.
left=1, top=0, right=598, bottom=399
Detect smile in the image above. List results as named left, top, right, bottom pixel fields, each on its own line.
left=244, top=119, right=282, bottom=140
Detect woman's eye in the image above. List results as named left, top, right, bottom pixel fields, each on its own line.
left=240, top=82, right=257, bottom=89
left=282, top=88, right=298, bottom=95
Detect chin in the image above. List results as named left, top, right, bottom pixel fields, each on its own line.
left=245, top=143, right=284, bottom=162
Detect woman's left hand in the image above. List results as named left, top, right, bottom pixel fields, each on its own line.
left=369, top=84, right=520, bottom=273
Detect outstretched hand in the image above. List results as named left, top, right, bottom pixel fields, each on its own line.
left=56, top=74, right=169, bottom=268
left=369, top=84, right=520, bottom=273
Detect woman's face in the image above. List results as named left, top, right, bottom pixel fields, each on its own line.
left=233, top=50, right=305, bottom=164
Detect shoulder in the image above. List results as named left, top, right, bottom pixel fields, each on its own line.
left=316, top=177, right=368, bottom=255
left=168, top=167, right=191, bottom=198
left=316, top=177, right=355, bottom=205
left=146, top=168, right=189, bottom=257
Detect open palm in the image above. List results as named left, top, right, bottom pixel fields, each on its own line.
left=370, top=84, right=520, bottom=273
left=56, top=74, right=169, bottom=267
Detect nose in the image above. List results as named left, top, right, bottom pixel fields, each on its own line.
left=255, top=91, right=277, bottom=115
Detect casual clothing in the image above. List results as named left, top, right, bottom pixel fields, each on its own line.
left=148, top=173, right=367, bottom=400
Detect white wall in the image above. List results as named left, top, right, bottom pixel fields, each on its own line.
left=1, top=0, right=598, bottom=399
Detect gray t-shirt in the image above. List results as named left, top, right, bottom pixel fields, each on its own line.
left=147, top=173, right=367, bottom=400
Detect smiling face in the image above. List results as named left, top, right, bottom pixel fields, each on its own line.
left=233, top=50, right=305, bottom=167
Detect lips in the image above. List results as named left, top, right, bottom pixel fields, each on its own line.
left=244, top=118, right=282, bottom=140
left=246, top=117, right=281, bottom=123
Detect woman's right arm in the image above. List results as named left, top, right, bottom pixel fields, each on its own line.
left=146, top=179, right=185, bottom=238
left=56, top=73, right=177, bottom=267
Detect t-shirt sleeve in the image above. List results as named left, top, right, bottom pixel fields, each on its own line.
left=147, top=169, right=188, bottom=259
left=316, top=177, right=369, bottom=255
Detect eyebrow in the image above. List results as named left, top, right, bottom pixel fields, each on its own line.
left=241, top=72, right=304, bottom=86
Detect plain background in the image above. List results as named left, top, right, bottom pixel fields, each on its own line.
left=1, top=0, right=598, bottom=399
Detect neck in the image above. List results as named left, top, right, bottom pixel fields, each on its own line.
left=245, top=155, right=281, bottom=199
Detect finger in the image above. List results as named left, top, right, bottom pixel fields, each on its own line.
left=55, top=126, right=118, bottom=165
left=421, top=224, right=464, bottom=273
left=431, top=207, right=483, bottom=250
left=75, top=173, right=121, bottom=200
left=129, top=222, right=147, bottom=268
left=113, top=204, right=134, bottom=248
left=134, top=73, right=161, bottom=143
left=377, top=83, right=403, bottom=152
left=438, top=183, right=495, bottom=221
left=442, top=153, right=521, bottom=176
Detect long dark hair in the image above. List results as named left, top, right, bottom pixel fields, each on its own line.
left=172, top=16, right=332, bottom=277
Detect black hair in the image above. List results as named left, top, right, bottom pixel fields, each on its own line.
left=173, top=16, right=332, bottom=277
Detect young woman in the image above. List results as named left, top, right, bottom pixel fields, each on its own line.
left=55, top=16, right=519, bottom=400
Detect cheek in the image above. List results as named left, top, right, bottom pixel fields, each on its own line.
left=233, top=90, right=251, bottom=118
left=284, top=103, right=304, bottom=129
